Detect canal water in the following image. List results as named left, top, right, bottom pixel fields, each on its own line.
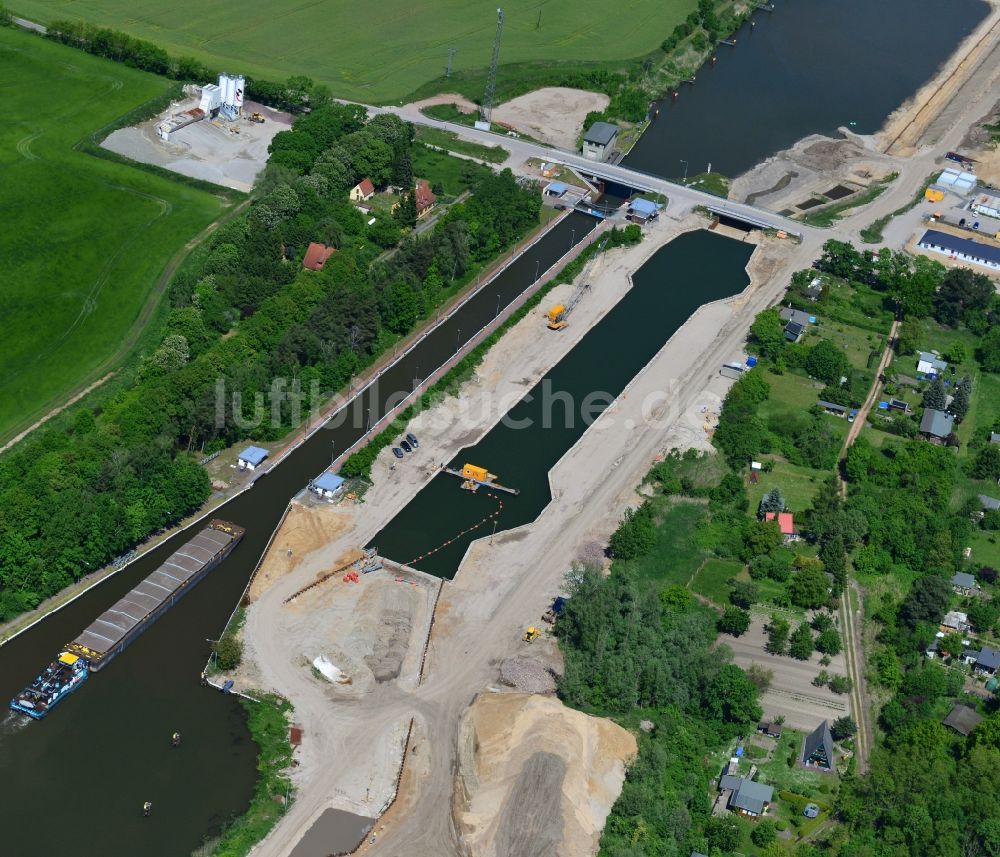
left=623, top=0, right=988, bottom=180
left=0, top=213, right=592, bottom=857
left=371, top=230, right=753, bottom=576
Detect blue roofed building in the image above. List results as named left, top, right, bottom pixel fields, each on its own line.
left=917, top=229, right=1000, bottom=273
left=238, top=445, right=269, bottom=470
left=311, top=471, right=346, bottom=499
left=627, top=197, right=661, bottom=224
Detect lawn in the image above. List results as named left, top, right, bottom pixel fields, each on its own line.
left=690, top=558, right=744, bottom=605
left=748, top=459, right=825, bottom=514
left=15, top=0, right=700, bottom=104
left=414, top=126, right=509, bottom=164
left=413, top=144, right=491, bottom=197
left=0, top=28, right=226, bottom=446
left=625, top=500, right=708, bottom=591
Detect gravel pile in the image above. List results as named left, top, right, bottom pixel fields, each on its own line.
left=499, top=656, right=557, bottom=693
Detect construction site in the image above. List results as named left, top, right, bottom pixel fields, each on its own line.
left=101, top=74, right=291, bottom=191
left=206, top=206, right=813, bottom=856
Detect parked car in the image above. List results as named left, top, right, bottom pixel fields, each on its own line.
left=400, top=440, right=412, bottom=453
left=392, top=447, right=404, bottom=459
left=406, top=432, right=419, bottom=448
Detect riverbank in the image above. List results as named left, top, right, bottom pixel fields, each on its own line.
left=231, top=212, right=813, bottom=856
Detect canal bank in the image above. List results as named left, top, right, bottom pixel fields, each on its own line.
left=369, top=228, right=754, bottom=577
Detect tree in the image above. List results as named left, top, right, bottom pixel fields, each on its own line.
left=820, top=534, right=847, bottom=596
left=828, top=674, right=853, bottom=694
left=608, top=505, right=655, bottom=560
left=979, top=566, right=999, bottom=585
left=750, top=308, right=786, bottom=358
left=806, top=339, right=849, bottom=384
left=939, top=631, right=966, bottom=658
left=933, top=266, right=994, bottom=327
left=981, top=326, right=1000, bottom=373
left=972, top=445, right=1000, bottom=480
left=396, top=190, right=417, bottom=229
left=922, top=376, right=947, bottom=410
left=789, top=622, right=815, bottom=659
left=743, top=519, right=782, bottom=559
left=729, top=579, right=759, bottom=609
left=213, top=633, right=243, bottom=670
left=703, top=663, right=762, bottom=724
left=937, top=383, right=969, bottom=429
left=719, top=606, right=751, bottom=636
left=899, top=574, right=951, bottom=627
left=751, top=819, right=778, bottom=848
left=815, top=626, right=842, bottom=655
left=705, top=817, right=741, bottom=852
left=746, top=663, right=773, bottom=692
left=831, top=715, right=857, bottom=740
left=811, top=611, right=834, bottom=632
left=759, top=487, right=786, bottom=515
left=790, top=567, right=830, bottom=610
left=766, top=614, right=790, bottom=654
left=896, top=316, right=922, bottom=356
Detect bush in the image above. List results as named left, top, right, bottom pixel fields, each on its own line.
left=214, top=633, right=243, bottom=670
left=828, top=674, right=853, bottom=694
left=751, top=819, right=778, bottom=847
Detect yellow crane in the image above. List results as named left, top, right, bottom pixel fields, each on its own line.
left=544, top=232, right=610, bottom=331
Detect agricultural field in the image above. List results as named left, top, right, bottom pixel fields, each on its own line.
left=12, top=0, right=699, bottom=103
left=0, top=27, right=227, bottom=446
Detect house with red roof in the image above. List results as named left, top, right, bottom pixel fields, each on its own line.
left=302, top=242, right=336, bottom=271
left=350, top=178, right=376, bottom=203
left=764, top=511, right=800, bottom=544
left=414, top=180, right=437, bottom=218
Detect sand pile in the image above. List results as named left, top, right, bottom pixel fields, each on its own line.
left=499, top=656, right=557, bottom=693
left=455, top=694, right=636, bottom=857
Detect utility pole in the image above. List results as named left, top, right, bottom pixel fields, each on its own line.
left=536, top=9, right=541, bottom=30
left=479, top=8, right=505, bottom=126
left=446, top=48, right=456, bottom=78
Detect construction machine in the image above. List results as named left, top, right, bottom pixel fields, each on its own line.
left=248, top=112, right=266, bottom=124
left=523, top=627, right=540, bottom=643
left=544, top=232, right=611, bottom=331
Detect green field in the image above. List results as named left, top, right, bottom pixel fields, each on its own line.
left=748, top=458, right=824, bottom=513
left=0, top=27, right=226, bottom=444
left=690, top=558, right=743, bottom=605
left=11, top=0, right=698, bottom=103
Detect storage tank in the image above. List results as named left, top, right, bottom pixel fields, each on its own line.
left=234, top=75, right=245, bottom=108
left=226, top=75, right=237, bottom=106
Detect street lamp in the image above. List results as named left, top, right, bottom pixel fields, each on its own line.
left=570, top=228, right=575, bottom=250
left=455, top=329, right=461, bottom=353
left=534, top=259, right=540, bottom=282
left=495, top=294, right=501, bottom=318
left=679, top=159, right=689, bottom=183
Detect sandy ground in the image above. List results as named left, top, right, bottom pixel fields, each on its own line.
left=454, top=693, right=636, bottom=857
left=723, top=616, right=849, bottom=732
left=492, top=88, right=610, bottom=150
left=239, top=208, right=819, bottom=857
left=102, top=97, right=292, bottom=191
left=879, top=0, right=1000, bottom=156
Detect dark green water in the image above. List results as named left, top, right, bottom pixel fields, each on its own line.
left=371, top=230, right=754, bottom=576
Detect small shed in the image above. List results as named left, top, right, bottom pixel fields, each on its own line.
left=980, top=495, right=1000, bottom=511
left=942, top=610, right=970, bottom=632
left=544, top=181, right=569, bottom=197
left=784, top=320, right=805, bottom=342
left=758, top=721, right=783, bottom=738
left=818, top=400, right=848, bottom=416
left=238, top=445, right=269, bottom=471
left=779, top=307, right=815, bottom=327
left=311, top=471, right=346, bottom=499
left=303, top=242, right=336, bottom=271
left=628, top=198, right=661, bottom=224
left=951, top=571, right=977, bottom=593
left=582, top=121, right=619, bottom=161
left=942, top=703, right=982, bottom=736
left=919, top=408, right=954, bottom=440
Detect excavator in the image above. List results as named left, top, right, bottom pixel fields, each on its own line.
left=247, top=112, right=266, bottom=124
left=544, top=232, right=611, bottom=331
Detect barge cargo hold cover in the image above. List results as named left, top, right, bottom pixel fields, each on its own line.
left=66, top=520, right=245, bottom=671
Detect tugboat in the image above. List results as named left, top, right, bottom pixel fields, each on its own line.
left=9, top=651, right=89, bottom=719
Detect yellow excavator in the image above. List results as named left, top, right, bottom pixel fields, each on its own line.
left=546, top=305, right=568, bottom=330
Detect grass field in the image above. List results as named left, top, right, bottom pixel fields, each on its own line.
left=625, top=501, right=707, bottom=591
left=690, top=558, right=743, bottom=605
left=0, top=28, right=226, bottom=445
left=11, top=0, right=699, bottom=103
left=748, top=458, right=824, bottom=514
left=413, top=126, right=509, bottom=164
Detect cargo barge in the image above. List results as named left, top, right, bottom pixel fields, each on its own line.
left=9, top=651, right=89, bottom=719
left=64, top=519, right=245, bottom=672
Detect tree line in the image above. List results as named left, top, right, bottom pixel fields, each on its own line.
left=0, top=104, right=542, bottom=621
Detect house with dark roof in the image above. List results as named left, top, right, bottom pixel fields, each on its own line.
left=917, top=229, right=1000, bottom=272
left=951, top=571, right=977, bottom=594
left=943, top=703, right=982, bottom=736
left=303, top=242, right=336, bottom=271
left=802, top=721, right=835, bottom=770
left=919, top=408, right=954, bottom=441
left=975, top=647, right=1000, bottom=675
left=414, top=180, right=437, bottom=218
left=784, top=320, right=806, bottom=342
left=350, top=178, right=376, bottom=202
left=818, top=400, right=848, bottom=417
left=758, top=721, right=783, bottom=738
left=779, top=307, right=815, bottom=327
left=582, top=121, right=619, bottom=161
left=724, top=777, right=774, bottom=817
